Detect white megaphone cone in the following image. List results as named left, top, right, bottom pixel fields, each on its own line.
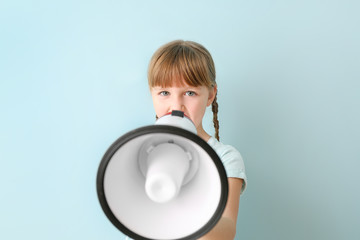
left=97, top=110, right=228, bottom=240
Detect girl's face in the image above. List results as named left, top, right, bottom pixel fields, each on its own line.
left=150, top=80, right=216, bottom=131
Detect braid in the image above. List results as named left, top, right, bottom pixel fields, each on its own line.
left=212, top=94, right=220, bottom=141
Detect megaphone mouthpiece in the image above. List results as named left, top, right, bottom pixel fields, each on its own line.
left=155, top=111, right=197, bottom=134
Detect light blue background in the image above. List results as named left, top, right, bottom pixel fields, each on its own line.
left=1, top=0, right=359, bottom=239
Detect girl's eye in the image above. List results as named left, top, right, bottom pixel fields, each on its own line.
left=159, top=91, right=170, bottom=96
left=185, top=91, right=196, bottom=96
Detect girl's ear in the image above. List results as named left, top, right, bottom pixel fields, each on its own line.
left=207, top=85, right=217, bottom=107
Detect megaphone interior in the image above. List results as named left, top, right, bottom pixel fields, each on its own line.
left=97, top=110, right=228, bottom=240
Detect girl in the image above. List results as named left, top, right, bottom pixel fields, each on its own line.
left=147, top=40, right=247, bottom=240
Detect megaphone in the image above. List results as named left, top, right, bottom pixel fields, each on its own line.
left=97, top=110, right=228, bottom=240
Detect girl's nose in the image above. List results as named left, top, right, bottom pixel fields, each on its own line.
left=169, top=98, right=185, bottom=112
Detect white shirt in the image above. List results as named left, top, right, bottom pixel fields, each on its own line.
left=207, top=136, right=247, bottom=194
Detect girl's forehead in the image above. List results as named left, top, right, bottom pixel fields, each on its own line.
left=151, top=77, right=201, bottom=88
left=152, top=82, right=202, bottom=89
left=163, top=84, right=197, bottom=89
left=151, top=85, right=209, bottom=93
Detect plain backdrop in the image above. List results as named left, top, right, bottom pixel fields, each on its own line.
left=1, top=0, right=359, bottom=239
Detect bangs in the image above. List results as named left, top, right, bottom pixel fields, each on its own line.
left=148, top=41, right=214, bottom=88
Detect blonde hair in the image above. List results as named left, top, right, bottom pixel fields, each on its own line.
left=148, top=40, right=220, bottom=140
